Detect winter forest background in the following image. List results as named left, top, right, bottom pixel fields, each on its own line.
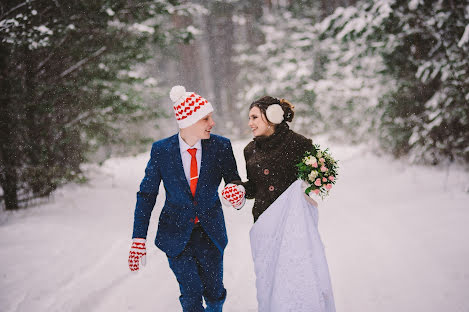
left=1, top=0, right=468, bottom=210
left=1, top=1, right=469, bottom=312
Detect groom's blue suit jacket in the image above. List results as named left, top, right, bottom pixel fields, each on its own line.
left=132, top=134, right=241, bottom=258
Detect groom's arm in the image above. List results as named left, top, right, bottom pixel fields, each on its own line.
left=132, top=142, right=162, bottom=239
left=219, top=138, right=241, bottom=184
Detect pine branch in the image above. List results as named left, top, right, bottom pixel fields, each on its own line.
left=36, top=34, right=70, bottom=72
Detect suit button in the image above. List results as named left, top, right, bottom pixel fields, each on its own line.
left=193, top=201, right=198, bottom=206
left=268, top=185, right=275, bottom=191
left=264, top=169, right=269, bottom=175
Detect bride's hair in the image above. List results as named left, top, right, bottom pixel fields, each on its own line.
left=249, top=96, right=295, bottom=123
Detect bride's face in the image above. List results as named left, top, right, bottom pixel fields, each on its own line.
left=249, top=106, right=274, bottom=137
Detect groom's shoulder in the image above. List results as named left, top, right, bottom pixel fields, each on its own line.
left=208, top=134, right=231, bottom=145
left=151, top=134, right=178, bottom=150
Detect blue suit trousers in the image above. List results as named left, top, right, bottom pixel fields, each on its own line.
left=168, top=225, right=226, bottom=312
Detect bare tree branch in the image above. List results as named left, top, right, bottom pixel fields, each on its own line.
left=0, top=0, right=37, bottom=19
left=36, top=34, right=70, bottom=71
left=59, top=46, right=107, bottom=78
left=64, top=106, right=113, bottom=129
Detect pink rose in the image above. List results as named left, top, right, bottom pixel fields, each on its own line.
left=314, top=178, right=322, bottom=186
left=320, top=166, right=328, bottom=172
left=328, top=176, right=335, bottom=182
left=319, top=157, right=325, bottom=163
left=326, top=184, right=332, bottom=190
left=313, top=189, right=320, bottom=194
left=322, top=177, right=327, bottom=182
left=312, top=162, right=318, bottom=168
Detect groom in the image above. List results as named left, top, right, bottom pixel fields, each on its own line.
left=128, top=85, right=242, bottom=312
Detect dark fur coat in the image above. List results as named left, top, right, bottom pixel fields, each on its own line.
left=236, top=123, right=313, bottom=222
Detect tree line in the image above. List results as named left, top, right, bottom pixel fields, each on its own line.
left=1, top=0, right=467, bottom=210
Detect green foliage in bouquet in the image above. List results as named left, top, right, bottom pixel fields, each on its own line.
left=297, top=144, right=339, bottom=199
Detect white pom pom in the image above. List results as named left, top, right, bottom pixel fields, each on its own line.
left=170, top=85, right=186, bottom=103
left=266, top=104, right=284, bottom=124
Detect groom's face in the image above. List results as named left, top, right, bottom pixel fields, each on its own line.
left=190, top=113, right=215, bottom=139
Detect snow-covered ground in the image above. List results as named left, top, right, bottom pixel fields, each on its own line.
left=1, top=139, right=468, bottom=312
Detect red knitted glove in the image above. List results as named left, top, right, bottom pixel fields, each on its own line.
left=128, top=238, right=146, bottom=272
left=221, top=184, right=246, bottom=210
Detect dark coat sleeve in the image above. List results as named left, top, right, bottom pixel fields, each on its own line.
left=232, top=143, right=256, bottom=199
left=295, top=133, right=314, bottom=162
left=132, top=142, right=162, bottom=239
left=220, top=138, right=242, bottom=184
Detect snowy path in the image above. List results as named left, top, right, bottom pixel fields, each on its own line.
left=1, top=139, right=468, bottom=312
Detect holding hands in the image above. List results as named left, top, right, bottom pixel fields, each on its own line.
left=221, top=184, right=246, bottom=210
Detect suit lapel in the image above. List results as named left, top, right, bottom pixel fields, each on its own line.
left=169, top=135, right=193, bottom=198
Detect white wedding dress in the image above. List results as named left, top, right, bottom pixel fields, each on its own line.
left=250, top=180, right=336, bottom=312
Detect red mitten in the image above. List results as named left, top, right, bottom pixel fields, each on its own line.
left=221, top=184, right=246, bottom=210
left=128, top=238, right=146, bottom=272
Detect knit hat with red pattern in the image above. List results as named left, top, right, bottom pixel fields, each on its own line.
left=169, top=85, right=214, bottom=129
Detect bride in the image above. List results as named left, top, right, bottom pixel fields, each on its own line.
left=222, top=96, right=336, bottom=312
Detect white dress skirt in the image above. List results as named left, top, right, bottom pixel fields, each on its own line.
left=250, top=180, right=336, bottom=312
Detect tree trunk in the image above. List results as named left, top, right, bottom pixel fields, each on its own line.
left=205, top=2, right=237, bottom=132
left=0, top=44, right=19, bottom=210
left=1, top=165, right=19, bottom=211
left=172, top=14, right=204, bottom=93
left=0, top=104, right=19, bottom=211
left=243, top=1, right=264, bottom=48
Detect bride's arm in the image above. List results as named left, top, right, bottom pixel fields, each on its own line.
left=231, top=179, right=256, bottom=199
left=230, top=145, right=257, bottom=198
left=303, top=193, right=318, bottom=208
left=301, top=181, right=318, bottom=208
left=230, top=159, right=256, bottom=199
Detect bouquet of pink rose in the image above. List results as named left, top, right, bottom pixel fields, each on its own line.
left=296, top=144, right=338, bottom=199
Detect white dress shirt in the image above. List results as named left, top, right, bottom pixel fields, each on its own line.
left=178, top=133, right=202, bottom=185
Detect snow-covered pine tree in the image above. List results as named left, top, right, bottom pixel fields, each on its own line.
left=311, top=3, right=394, bottom=142
left=380, top=0, right=469, bottom=163
left=319, top=0, right=469, bottom=163
left=235, top=7, right=323, bottom=135
left=0, top=0, right=194, bottom=210
left=236, top=1, right=389, bottom=141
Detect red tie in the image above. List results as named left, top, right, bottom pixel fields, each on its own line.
left=187, top=148, right=199, bottom=223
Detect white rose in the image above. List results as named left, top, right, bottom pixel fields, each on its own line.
left=308, top=171, right=318, bottom=181
left=305, top=156, right=317, bottom=166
